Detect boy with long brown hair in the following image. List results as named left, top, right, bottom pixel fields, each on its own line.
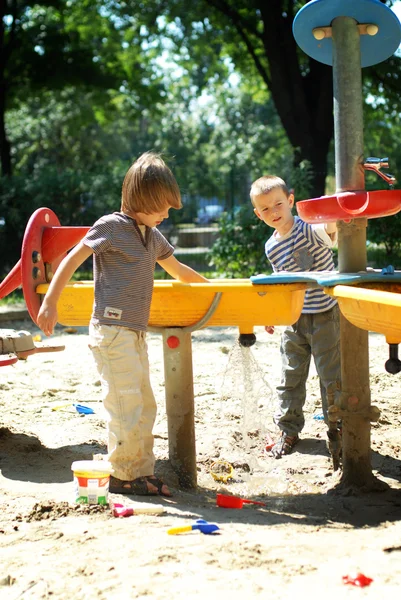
left=38, top=152, right=207, bottom=496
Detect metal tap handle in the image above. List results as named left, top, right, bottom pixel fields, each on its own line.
left=363, top=157, right=397, bottom=185
left=364, top=157, right=389, bottom=169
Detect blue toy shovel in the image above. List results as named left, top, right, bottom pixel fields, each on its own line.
left=74, top=404, right=95, bottom=414
left=167, top=519, right=220, bottom=535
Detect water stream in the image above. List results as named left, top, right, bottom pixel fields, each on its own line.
left=218, top=341, right=279, bottom=492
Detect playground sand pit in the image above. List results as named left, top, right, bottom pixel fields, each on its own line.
left=1, top=313, right=401, bottom=598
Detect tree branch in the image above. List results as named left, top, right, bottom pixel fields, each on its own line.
left=204, top=0, right=263, bottom=39
left=203, top=0, right=271, bottom=88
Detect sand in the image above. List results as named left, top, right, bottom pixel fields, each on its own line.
left=1, top=314, right=401, bottom=599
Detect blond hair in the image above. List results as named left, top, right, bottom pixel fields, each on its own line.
left=250, top=175, right=290, bottom=206
left=121, top=152, right=182, bottom=214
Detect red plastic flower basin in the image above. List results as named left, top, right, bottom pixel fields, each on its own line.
left=296, top=189, right=401, bottom=223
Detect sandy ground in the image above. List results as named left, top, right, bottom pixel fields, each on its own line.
left=1, top=311, right=401, bottom=599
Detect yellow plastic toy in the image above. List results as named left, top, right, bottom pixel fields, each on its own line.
left=210, top=460, right=235, bottom=483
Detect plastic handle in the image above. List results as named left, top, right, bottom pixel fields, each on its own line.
left=167, top=525, right=193, bottom=535
left=242, top=499, right=267, bottom=506
left=336, top=191, right=369, bottom=216
left=132, top=505, right=165, bottom=515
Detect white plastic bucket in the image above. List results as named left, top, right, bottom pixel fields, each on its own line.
left=71, top=460, right=113, bottom=505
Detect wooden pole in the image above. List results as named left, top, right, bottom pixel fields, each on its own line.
left=162, top=328, right=197, bottom=489
left=331, top=16, right=386, bottom=491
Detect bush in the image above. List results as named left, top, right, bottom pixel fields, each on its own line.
left=208, top=205, right=272, bottom=278
left=367, top=213, right=401, bottom=260
left=0, top=166, right=123, bottom=275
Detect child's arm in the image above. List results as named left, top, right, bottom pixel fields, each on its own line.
left=325, top=221, right=337, bottom=242
left=157, top=255, right=209, bottom=283
left=37, top=241, right=94, bottom=336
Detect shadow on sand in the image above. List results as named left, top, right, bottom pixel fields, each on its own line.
left=1, top=426, right=401, bottom=532
left=0, top=426, right=106, bottom=484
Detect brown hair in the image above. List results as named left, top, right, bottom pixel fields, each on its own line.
left=121, top=152, right=182, bottom=214
left=250, top=175, right=290, bottom=206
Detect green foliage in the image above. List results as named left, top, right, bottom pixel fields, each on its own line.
left=0, top=290, right=24, bottom=306
left=367, top=214, right=401, bottom=258
left=0, top=166, right=122, bottom=274
left=366, top=240, right=401, bottom=269
left=208, top=205, right=271, bottom=278
left=126, top=0, right=338, bottom=196
left=209, top=161, right=317, bottom=278
left=3, top=0, right=160, bottom=108
left=362, top=96, right=401, bottom=255
left=1, top=0, right=167, bottom=177
left=2, top=0, right=401, bottom=281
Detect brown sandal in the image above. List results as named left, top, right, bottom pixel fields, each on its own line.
left=270, top=433, right=299, bottom=459
left=109, top=475, right=172, bottom=497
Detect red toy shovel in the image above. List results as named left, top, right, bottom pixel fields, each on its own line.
left=216, top=493, right=267, bottom=509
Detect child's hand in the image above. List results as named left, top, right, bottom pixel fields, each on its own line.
left=37, top=301, right=58, bottom=337
left=264, top=326, right=275, bottom=335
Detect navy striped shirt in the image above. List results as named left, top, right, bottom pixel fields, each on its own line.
left=265, top=216, right=337, bottom=313
left=83, top=212, right=174, bottom=330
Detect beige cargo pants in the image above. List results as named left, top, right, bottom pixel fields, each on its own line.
left=89, top=323, right=157, bottom=481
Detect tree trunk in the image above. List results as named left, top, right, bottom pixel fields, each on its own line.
left=0, top=2, right=11, bottom=177
left=260, top=3, right=334, bottom=198
left=0, top=80, right=12, bottom=177
left=293, top=142, right=331, bottom=199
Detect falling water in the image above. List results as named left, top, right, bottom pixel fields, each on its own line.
left=219, top=340, right=275, bottom=476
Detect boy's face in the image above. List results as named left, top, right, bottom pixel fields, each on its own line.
left=132, top=205, right=171, bottom=228
left=253, top=189, right=294, bottom=236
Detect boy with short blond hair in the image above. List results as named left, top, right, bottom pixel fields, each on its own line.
left=251, top=175, right=341, bottom=458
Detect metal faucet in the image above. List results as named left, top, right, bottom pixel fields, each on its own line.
left=363, top=157, right=397, bottom=186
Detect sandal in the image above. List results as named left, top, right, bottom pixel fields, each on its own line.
left=269, top=433, right=299, bottom=459
left=109, top=475, right=172, bottom=497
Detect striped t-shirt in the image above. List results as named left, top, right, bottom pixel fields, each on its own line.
left=83, top=212, right=174, bottom=330
left=265, top=216, right=337, bottom=314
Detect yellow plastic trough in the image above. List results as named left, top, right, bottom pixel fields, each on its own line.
left=36, top=279, right=307, bottom=333
left=36, top=277, right=307, bottom=489
left=325, top=284, right=401, bottom=344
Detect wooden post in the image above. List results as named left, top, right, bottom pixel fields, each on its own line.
left=162, top=328, right=197, bottom=489
left=331, top=16, right=386, bottom=491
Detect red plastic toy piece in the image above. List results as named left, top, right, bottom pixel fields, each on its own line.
left=0, top=259, right=22, bottom=300
left=19, top=208, right=89, bottom=323
left=297, top=189, right=401, bottom=223
left=342, top=572, right=373, bottom=587
left=167, top=335, right=180, bottom=349
left=216, top=493, right=266, bottom=509
left=0, top=208, right=90, bottom=304
left=0, top=354, right=19, bottom=367
left=112, top=503, right=134, bottom=518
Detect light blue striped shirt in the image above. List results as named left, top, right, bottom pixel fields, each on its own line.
left=265, top=216, right=337, bottom=314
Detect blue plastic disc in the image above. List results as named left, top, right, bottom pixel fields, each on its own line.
left=293, top=0, right=401, bottom=67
